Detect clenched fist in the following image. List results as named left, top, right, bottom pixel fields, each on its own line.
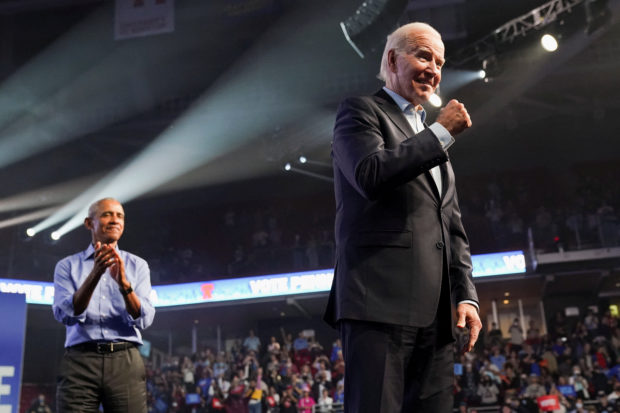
left=436, top=99, right=472, bottom=136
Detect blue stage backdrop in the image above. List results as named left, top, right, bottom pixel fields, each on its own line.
left=0, top=292, right=27, bottom=413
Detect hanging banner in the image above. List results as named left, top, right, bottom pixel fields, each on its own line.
left=0, top=292, right=27, bottom=413
left=115, top=0, right=175, bottom=40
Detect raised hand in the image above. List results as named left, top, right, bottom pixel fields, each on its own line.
left=92, top=242, right=117, bottom=277
left=436, top=99, right=472, bottom=136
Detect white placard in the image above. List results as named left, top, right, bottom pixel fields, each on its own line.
left=115, top=0, right=175, bottom=40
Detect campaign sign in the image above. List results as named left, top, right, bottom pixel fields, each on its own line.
left=558, top=385, right=577, bottom=397
left=0, top=292, right=27, bottom=413
left=537, top=395, right=560, bottom=411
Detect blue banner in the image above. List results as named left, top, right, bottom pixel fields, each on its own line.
left=0, top=250, right=526, bottom=307
left=0, top=292, right=27, bottom=413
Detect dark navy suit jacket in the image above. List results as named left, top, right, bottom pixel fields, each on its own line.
left=324, top=88, right=479, bottom=328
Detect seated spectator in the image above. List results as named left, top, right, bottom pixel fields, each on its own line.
left=280, top=386, right=299, bottom=413
left=526, top=320, right=541, bottom=351
left=26, top=394, right=52, bottom=413
left=293, top=332, right=309, bottom=353
left=297, top=386, right=316, bottom=413
left=329, top=338, right=342, bottom=363
left=523, top=374, right=546, bottom=399
left=570, top=366, right=590, bottom=400
left=267, top=336, right=281, bottom=356
left=333, top=381, right=344, bottom=405
left=488, top=322, right=504, bottom=348
left=244, top=329, right=261, bottom=353
left=509, top=318, right=525, bottom=351
left=607, top=383, right=620, bottom=404
left=245, top=378, right=263, bottom=413
left=225, top=375, right=246, bottom=412
left=477, top=374, right=500, bottom=406
left=316, top=387, right=333, bottom=413
left=491, top=347, right=507, bottom=371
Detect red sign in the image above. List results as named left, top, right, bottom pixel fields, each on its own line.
left=537, top=395, right=560, bottom=411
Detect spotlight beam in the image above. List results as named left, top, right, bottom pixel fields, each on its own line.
left=32, top=2, right=359, bottom=239
left=286, top=167, right=334, bottom=183
left=0, top=173, right=100, bottom=214
left=0, top=2, right=240, bottom=169
left=0, top=206, right=59, bottom=230
left=302, top=159, right=332, bottom=168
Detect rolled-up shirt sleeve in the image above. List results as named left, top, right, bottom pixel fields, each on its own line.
left=124, top=258, right=155, bottom=330
left=52, top=258, right=87, bottom=326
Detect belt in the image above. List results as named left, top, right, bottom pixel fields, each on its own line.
left=69, top=341, right=136, bottom=354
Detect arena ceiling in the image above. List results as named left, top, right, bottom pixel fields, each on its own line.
left=0, top=0, right=619, bottom=277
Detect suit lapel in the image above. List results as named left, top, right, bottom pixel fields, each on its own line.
left=374, top=89, right=444, bottom=202
left=373, top=89, right=414, bottom=139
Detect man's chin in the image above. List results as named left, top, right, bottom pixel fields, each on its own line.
left=97, top=235, right=121, bottom=245
left=412, top=89, right=433, bottom=104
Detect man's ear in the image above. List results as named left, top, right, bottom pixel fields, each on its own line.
left=387, top=49, right=397, bottom=73
left=84, top=217, right=93, bottom=230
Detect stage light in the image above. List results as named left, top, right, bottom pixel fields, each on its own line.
left=428, top=93, right=442, bottom=108
left=299, top=156, right=307, bottom=164
left=482, top=55, right=503, bottom=79
left=26, top=228, right=35, bottom=237
left=284, top=163, right=292, bottom=171
left=540, top=34, right=559, bottom=52
left=51, top=231, right=61, bottom=241
left=340, top=0, right=408, bottom=58
left=478, top=69, right=486, bottom=79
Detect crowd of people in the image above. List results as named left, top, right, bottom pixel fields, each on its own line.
left=144, top=163, right=620, bottom=284
left=137, top=305, right=620, bottom=413
left=145, top=329, right=344, bottom=413
left=4, top=163, right=619, bottom=285
left=456, top=308, right=620, bottom=412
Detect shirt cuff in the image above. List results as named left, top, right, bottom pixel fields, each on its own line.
left=458, top=300, right=479, bottom=312
left=429, top=122, right=455, bottom=150
left=56, top=296, right=87, bottom=325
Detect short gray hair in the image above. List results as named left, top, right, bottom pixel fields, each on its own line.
left=87, top=197, right=120, bottom=218
left=378, top=22, right=441, bottom=82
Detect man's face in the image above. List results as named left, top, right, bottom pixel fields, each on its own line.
left=85, top=199, right=125, bottom=244
left=388, top=28, right=444, bottom=106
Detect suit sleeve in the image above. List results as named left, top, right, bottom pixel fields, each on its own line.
left=448, top=191, right=479, bottom=305
left=332, top=96, right=449, bottom=201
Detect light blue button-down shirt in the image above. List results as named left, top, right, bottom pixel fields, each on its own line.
left=53, top=244, right=156, bottom=347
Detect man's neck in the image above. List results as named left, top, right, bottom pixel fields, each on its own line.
left=383, top=86, right=423, bottom=111
left=92, top=240, right=118, bottom=249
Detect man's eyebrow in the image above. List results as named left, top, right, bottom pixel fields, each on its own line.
left=101, top=210, right=125, bottom=216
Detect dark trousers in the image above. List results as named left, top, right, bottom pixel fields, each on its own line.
left=339, top=269, right=455, bottom=413
left=56, top=345, right=146, bottom=413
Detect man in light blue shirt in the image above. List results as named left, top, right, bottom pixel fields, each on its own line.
left=53, top=197, right=155, bottom=413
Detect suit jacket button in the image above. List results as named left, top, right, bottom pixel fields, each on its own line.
left=436, top=241, right=444, bottom=249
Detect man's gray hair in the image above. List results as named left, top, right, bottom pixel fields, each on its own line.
left=87, top=197, right=120, bottom=218
left=378, top=22, right=441, bottom=82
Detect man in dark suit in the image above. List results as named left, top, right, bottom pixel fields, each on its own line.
left=324, top=22, right=482, bottom=412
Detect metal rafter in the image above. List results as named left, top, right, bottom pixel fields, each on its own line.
left=451, top=0, right=585, bottom=66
